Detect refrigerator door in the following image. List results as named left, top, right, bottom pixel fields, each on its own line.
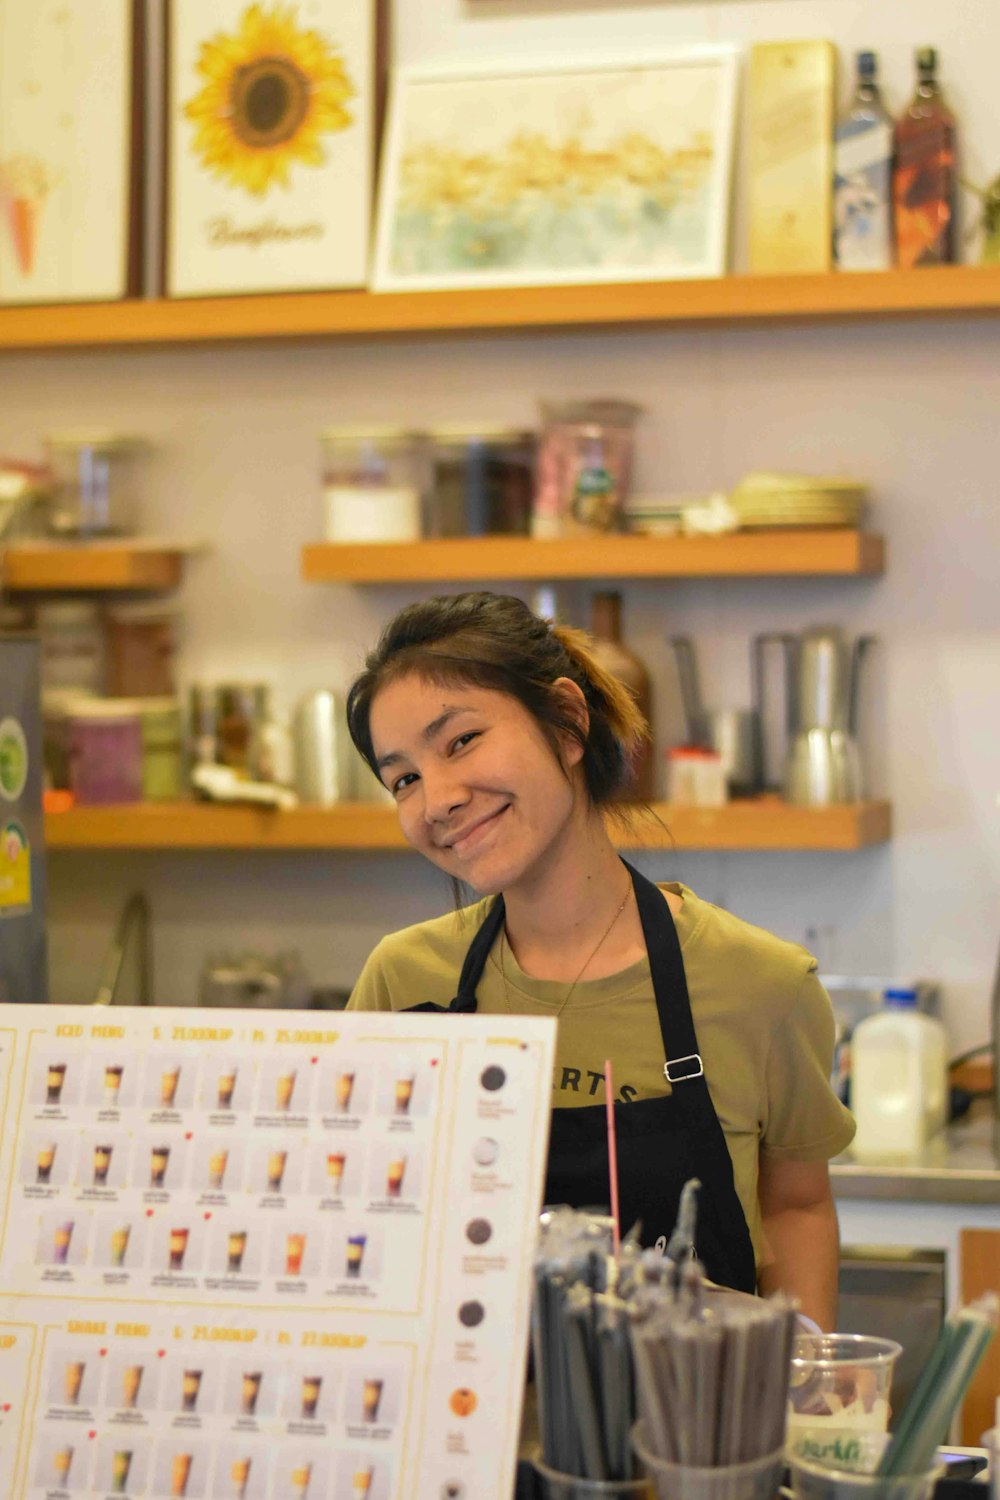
left=0, top=636, right=48, bottom=1002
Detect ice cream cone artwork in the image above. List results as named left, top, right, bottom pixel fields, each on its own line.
left=0, top=156, right=58, bottom=278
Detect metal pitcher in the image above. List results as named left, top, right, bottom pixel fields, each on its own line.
left=753, top=628, right=875, bottom=805
left=669, top=636, right=762, bottom=795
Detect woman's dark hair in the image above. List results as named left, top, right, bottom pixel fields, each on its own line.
left=346, top=592, right=648, bottom=805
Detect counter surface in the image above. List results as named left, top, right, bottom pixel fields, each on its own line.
left=831, top=1112, right=1000, bottom=1204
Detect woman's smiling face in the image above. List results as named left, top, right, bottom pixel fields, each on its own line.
left=369, top=672, right=584, bottom=894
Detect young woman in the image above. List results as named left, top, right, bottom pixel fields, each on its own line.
left=346, top=592, right=855, bottom=1327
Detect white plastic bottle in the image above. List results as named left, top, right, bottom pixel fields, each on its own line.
left=850, top=988, right=949, bottom=1162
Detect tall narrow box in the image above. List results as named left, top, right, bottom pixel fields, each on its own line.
left=747, top=40, right=836, bottom=274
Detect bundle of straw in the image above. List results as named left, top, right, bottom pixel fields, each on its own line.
left=876, top=1293, right=998, bottom=1478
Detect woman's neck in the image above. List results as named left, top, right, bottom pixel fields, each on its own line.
left=500, top=804, right=642, bottom=981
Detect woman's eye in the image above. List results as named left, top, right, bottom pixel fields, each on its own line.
left=451, top=731, right=480, bottom=753
left=391, top=772, right=418, bottom=795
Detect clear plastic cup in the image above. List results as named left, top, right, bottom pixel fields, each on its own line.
left=787, top=1335, right=902, bottom=1474
left=532, top=1452, right=653, bottom=1498
left=789, top=1455, right=944, bottom=1500
left=632, top=1421, right=783, bottom=1500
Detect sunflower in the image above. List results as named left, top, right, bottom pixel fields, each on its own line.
left=184, top=3, right=355, bottom=196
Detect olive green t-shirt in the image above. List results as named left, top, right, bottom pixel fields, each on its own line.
left=348, top=883, right=856, bottom=1267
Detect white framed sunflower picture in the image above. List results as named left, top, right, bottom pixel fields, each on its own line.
left=165, top=0, right=374, bottom=297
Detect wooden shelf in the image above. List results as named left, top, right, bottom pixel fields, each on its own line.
left=2, top=267, right=1000, bottom=352
left=45, top=798, right=891, bottom=852
left=4, top=542, right=189, bottom=592
left=302, top=530, right=885, bottom=583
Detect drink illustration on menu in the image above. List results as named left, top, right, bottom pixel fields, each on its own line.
left=0, top=1006, right=556, bottom=1500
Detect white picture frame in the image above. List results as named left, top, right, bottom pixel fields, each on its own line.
left=0, top=0, right=142, bottom=306
left=165, top=0, right=374, bottom=298
left=373, top=47, right=739, bottom=292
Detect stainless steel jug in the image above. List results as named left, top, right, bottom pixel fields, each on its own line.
left=669, top=636, right=762, bottom=796
left=753, top=628, right=875, bottom=805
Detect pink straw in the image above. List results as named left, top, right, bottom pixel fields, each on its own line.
left=604, top=1058, right=620, bottom=1256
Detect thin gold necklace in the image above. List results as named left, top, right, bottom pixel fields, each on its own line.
left=498, top=877, right=633, bottom=1018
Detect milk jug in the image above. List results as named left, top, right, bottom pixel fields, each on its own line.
left=850, top=989, right=948, bottom=1162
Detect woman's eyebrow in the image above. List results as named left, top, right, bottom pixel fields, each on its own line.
left=375, top=705, right=473, bottom=771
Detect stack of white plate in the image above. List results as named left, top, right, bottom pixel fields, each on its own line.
left=729, top=472, right=867, bottom=529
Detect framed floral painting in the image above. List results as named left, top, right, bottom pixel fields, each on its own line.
left=373, top=48, right=739, bottom=291
left=165, top=0, right=374, bottom=297
left=0, top=0, right=143, bottom=306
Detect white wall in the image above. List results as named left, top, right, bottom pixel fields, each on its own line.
left=3, top=0, right=1000, bottom=1052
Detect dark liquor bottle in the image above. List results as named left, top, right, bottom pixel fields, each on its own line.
left=834, top=51, right=894, bottom=271
left=893, top=47, right=957, bottom=267
left=588, top=592, right=654, bottom=801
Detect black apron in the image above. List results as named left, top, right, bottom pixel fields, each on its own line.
left=407, top=859, right=756, bottom=1294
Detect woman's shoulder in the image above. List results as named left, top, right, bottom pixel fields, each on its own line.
left=670, top=883, right=818, bottom=1000
left=350, top=898, right=494, bottom=1011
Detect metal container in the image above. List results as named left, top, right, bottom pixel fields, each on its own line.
left=426, top=425, right=535, bottom=536
left=293, top=690, right=352, bottom=805
left=44, top=431, right=146, bottom=537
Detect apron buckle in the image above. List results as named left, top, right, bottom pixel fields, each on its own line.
left=664, top=1052, right=704, bottom=1083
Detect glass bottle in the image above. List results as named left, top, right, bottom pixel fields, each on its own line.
left=893, top=47, right=957, bottom=268
left=834, top=51, right=894, bottom=271
left=588, top=592, right=654, bottom=801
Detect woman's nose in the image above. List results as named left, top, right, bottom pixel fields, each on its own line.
left=421, top=764, right=469, bottom=822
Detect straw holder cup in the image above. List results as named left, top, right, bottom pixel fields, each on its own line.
left=631, top=1421, right=784, bottom=1500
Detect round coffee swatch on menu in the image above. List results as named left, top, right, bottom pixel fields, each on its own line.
left=479, top=1065, right=506, bottom=1092
left=458, top=1300, right=485, bottom=1328
left=465, top=1218, right=492, bottom=1246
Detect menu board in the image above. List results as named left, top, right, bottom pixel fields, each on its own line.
left=0, top=1005, right=556, bottom=1500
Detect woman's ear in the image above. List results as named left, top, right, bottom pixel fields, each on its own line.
left=552, top=676, right=589, bottom=767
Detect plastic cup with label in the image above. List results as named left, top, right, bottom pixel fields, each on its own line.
left=787, top=1335, right=901, bottom=1473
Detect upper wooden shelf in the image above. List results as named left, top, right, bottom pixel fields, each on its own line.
left=4, top=542, right=190, bottom=592
left=2, top=266, right=1000, bottom=352
left=302, top=530, right=884, bottom=583
left=45, top=798, right=891, bottom=852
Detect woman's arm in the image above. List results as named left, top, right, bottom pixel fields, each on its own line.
left=756, top=1153, right=841, bottom=1330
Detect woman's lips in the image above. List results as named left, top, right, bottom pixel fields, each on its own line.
left=446, top=804, right=510, bottom=856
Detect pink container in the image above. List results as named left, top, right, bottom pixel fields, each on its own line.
left=68, top=701, right=143, bottom=805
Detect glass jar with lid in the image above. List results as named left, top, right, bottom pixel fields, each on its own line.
left=426, top=425, right=535, bottom=537
left=44, top=431, right=148, bottom=537
left=320, top=426, right=425, bottom=543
